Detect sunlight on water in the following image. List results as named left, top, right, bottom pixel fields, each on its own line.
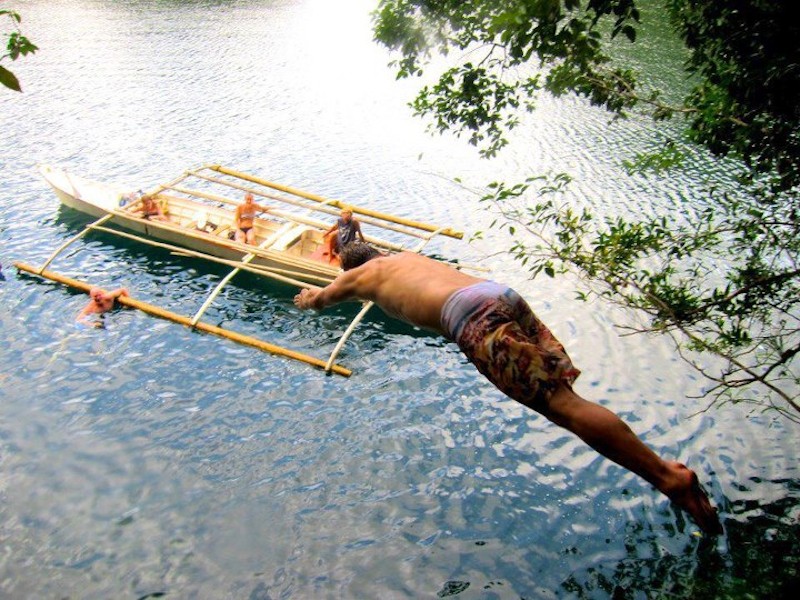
left=1, top=0, right=797, bottom=598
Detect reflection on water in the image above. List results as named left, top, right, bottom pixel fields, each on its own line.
left=1, top=0, right=797, bottom=598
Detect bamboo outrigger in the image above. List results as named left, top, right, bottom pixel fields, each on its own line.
left=29, top=164, right=473, bottom=375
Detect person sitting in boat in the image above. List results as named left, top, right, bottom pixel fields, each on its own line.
left=235, top=192, right=271, bottom=244
left=76, top=286, right=129, bottom=328
left=136, top=194, right=168, bottom=221
left=322, top=207, right=365, bottom=264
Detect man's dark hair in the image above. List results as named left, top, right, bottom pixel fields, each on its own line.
left=340, top=242, right=381, bottom=270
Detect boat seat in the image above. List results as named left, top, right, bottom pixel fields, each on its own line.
left=266, top=223, right=307, bottom=251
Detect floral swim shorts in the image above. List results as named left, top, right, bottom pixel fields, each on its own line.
left=441, top=282, right=581, bottom=406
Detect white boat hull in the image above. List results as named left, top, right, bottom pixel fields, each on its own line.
left=40, top=165, right=342, bottom=285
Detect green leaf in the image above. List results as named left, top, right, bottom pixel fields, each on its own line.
left=622, top=25, right=636, bottom=42
left=0, top=65, right=21, bottom=92
left=0, top=10, right=22, bottom=24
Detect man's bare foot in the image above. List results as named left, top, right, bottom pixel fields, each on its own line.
left=662, top=462, right=722, bottom=534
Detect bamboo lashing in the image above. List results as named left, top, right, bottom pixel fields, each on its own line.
left=13, top=262, right=351, bottom=377
left=209, top=165, right=464, bottom=240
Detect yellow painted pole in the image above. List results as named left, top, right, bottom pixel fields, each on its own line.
left=13, top=262, right=352, bottom=377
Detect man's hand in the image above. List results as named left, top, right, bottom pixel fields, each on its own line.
left=294, top=288, right=319, bottom=310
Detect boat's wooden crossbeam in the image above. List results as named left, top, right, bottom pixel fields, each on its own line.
left=13, top=261, right=352, bottom=377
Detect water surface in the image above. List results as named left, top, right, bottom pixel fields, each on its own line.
left=1, top=1, right=797, bottom=598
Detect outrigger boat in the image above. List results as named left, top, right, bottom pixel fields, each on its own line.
left=16, top=164, right=470, bottom=376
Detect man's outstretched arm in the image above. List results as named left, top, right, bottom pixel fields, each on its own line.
left=294, top=268, right=368, bottom=311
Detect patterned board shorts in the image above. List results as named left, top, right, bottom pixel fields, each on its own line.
left=443, top=283, right=581, bottom=407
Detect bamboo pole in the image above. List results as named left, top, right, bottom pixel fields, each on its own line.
left=93, top=207, right=341, bottom=279
left=237, top=261, right=333, bottom=286
left=256, top=210, right=416, bottom=250
left=38, top=213, right=115, bottom=273
left=209, top=165, right=464, bottom=240
left=190, top=223, right=294, bottom=326
left=167, top=185, right=236, bottom=206
left=323, top=300, right=374, bottom=373
left=170, top=181, right=431, bottom=243
left=13, top=262, right=351, bottom=377
left=323, top=227, right=448, bottom=372
left=145, top=169, right=193, bottom=198
left=182, top=172, right=437, bottom=241
left=90, top=225, right=323, bottom=290
left=152, top=181, right=415, bottom=254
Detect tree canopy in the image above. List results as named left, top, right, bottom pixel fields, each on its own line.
left=373, top=0, right=800, bottom=421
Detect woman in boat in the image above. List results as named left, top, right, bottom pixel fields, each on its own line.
left=235, top=192, right=271, bottom=244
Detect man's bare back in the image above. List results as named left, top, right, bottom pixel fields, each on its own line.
left=295, top=251, right=483, bottom=332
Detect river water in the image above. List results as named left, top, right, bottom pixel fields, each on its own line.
left=1, top=1, right=797, bottom=598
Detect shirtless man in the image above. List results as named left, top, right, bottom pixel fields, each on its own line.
left=322, top=208, right=365, bottom=263
left=294, top=242, right=722, bottom=534
left=76, top=286, right=129, bottom=327
left=235, top=192, right=271, bottom=244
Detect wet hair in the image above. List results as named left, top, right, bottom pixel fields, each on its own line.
left=339, top=242, right=381, bottom=271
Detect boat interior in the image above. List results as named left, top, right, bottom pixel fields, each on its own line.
left=122, top=191, right=331, bottom=261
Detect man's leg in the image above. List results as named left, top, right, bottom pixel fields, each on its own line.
left=536, top=384, right=722, bottom=534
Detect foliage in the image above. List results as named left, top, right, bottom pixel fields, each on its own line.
left=1, top=6, right=38, bottom=92
left=373, top=0, right=800, bottom=421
